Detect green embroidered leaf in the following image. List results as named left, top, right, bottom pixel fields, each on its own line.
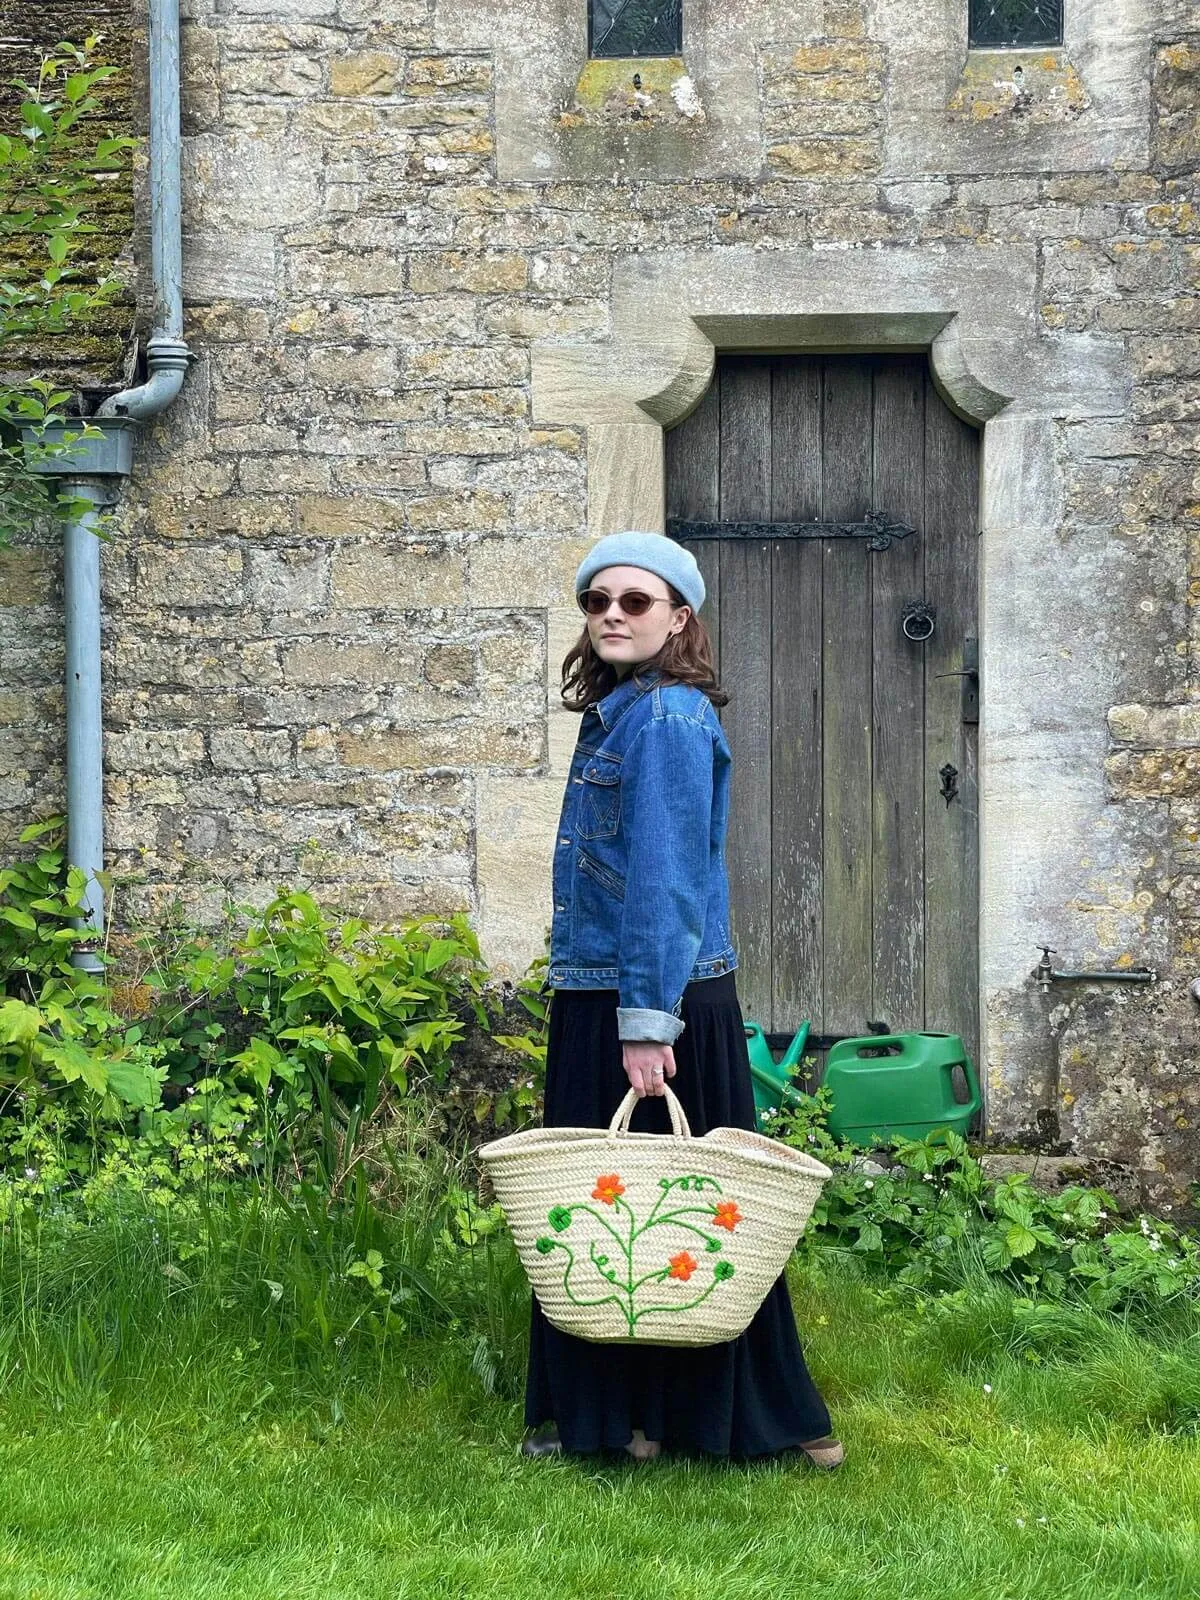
left=705, top=1238, right=722, bottom=1253
left=548, top=1206, right=572, bottom=1232
left=535, top=1237, right=555, bottom=1255
left=595, top=1254, right=608, bottom=1265
left=714, top=1261, right=735, bottom=1281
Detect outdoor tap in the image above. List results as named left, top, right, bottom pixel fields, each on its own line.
left=1034, top=943, right=1158, bottom=991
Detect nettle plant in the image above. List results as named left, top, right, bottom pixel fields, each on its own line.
left=0, top=36, right=136, bottom=545
left=769, top=1099, right=1200, bottom=1314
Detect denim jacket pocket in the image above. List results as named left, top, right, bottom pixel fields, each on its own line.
left=577, top=762, right=621, bottom=840
left=578, top=848, right=625, bottom=900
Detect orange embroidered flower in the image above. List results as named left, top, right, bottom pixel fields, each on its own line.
left=668, top=1250, right=698, bottom=1282
left=712, top=1201, right=743, bottom=1232
left=592, top=1173, right=625, bottom=1205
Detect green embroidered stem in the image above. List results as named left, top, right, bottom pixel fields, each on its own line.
left=632, top=1205, right=725, bottom=1245
left=565, top=1203, right=628, bottom=1254
left=642, top=1174, right=724, bottom=1231
left=633, top=1274, right=724, bottom=1324
left=629, top=1265, right=673, bottom=1293
left=541, top=1240, right=631, bottom=1315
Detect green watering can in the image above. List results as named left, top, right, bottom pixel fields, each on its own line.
left=744, top=1020, right=812, bottom=1129
left=823, top=1032, right=981, bottom=1148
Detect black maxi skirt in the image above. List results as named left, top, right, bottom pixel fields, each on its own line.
left=523, top=970, right=833, bottom=1459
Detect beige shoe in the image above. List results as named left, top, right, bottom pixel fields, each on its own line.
left=624, top=1428, right=662, bottom=1462
left=798, top=1435, right=845, bottom=1470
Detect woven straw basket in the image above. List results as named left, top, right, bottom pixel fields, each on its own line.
left=478, top=1084, right=832, bottom=1347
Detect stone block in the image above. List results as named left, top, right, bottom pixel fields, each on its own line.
left=239, top=456, right=332, bottom=495
left=331, top=544, right=466, bottom=608
left=408, top=252, right=528, bottom=293
left=223, top=54, right=324, bottom=96
left=424, top=643, right=477, bottom=689
left=289, top=250, right=408, bottom=297
left=767, top=138, right=879, bottom=178
left=331, top=51, right=401, bottom=96
left=246, top=547, right=331, bottom=612
left=338, top=720, right=540, bottom=770
left=0, top=549, right=57, bottom=607
left=136, top=546, right=245, bottom=608
left=1108, top=705, right=1200, bottom=748
left=406, top=345, right=528, bottom=387
left=210, top=728, right=294, bottom=771
left=282, top=638, right=419, bottom=685
left=406, top=489, right=510, bottom=533
left=308, top=345, right=402, bottom=390
left=107, top=729, right=207, bottom=774
left=297, top=494, right=407, bottom=537
left=1106, top=749, right=1200, bottom=800
left=406, top=54, right=493, bottom=95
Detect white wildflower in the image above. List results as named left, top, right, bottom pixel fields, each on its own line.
left=983, top=1383, right=993, bottom=1395
left=1097, top=1210, right=1108, bottom=1220
left=1149, top=1237, right=1163, bottom=1252
left=863, top=1179, right=874, bottom=1189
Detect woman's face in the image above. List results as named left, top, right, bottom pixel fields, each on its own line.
left=582, top=564, right=691, bottom=677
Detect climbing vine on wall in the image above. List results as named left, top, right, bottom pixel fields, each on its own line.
left=0, top=38, right=135, bottom=546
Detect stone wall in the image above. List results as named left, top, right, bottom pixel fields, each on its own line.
left=1, top=0, right=1199, bottom=1201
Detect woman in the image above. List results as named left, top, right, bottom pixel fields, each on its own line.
left=521, top=529, right=843, bottom=1468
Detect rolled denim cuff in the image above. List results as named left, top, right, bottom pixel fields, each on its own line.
left=616, top=1005, right=686, bottom=1045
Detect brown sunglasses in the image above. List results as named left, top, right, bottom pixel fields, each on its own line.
left=577, top=587, right=677, bottom=618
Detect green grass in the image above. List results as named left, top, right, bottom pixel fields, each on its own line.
left=2, top=1223, right=1199, bottom=1600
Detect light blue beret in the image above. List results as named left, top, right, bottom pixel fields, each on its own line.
left=574, top=530, right=705, bottom=614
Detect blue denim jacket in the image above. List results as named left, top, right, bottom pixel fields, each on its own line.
left=544, top=664, right=738, bottom=1044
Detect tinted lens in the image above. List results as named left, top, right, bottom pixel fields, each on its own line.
left=578, top=589, right=657, bottom=616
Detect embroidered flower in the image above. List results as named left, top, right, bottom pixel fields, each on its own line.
left=547, top=1205, right=572, bottom=1232
left=713, top=1260, right=735, bottom=1281
left=712, top=1201, right=742, bottom=1232
left=668, top=1250, right=698, bottom=1282
left=592, top=1174, right=625, bottom=1205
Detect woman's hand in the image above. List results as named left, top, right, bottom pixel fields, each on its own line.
left=622, top=1040, right=677, bottom=1098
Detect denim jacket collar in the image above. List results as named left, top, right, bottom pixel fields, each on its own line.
left=590, top=664, right=663, bottom=732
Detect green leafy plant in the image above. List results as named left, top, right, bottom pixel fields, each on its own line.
left=0, top=37, right=137, bottom=544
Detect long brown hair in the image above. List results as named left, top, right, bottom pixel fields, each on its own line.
left=561, top=581, right=729, bottom=712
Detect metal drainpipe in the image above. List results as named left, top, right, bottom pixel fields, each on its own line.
left=25, top=0, right=192, bottom=969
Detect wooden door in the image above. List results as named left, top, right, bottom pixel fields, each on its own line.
left=665, top=353, right=980, bottom=1069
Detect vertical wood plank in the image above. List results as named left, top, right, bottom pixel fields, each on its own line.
left=719, top=356, right=774, bottom=1031
left=821, top=357, right=875, bottom=1038
left=770, top=357, right=823, bottom=1037
left=924, top=374, right=981, bottom=1070
left=665, top=379, right=721, bottom=677
left=870, top=358, right=926, bottom=1033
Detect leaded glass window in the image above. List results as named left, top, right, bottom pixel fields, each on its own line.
left=589, top=0, right=683, bottom=59
left=968, top=0, right=1064, bottom=48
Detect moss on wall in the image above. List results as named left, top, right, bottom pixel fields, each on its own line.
left=0, top=0, right=137, bottom=390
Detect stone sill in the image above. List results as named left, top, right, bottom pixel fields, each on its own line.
left=557, top=55, right=706, bottom=130
left=950, top=46, right=1089, bottom=122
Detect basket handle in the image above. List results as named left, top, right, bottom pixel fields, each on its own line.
left=607, top=1084, right=692, bottom=1140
